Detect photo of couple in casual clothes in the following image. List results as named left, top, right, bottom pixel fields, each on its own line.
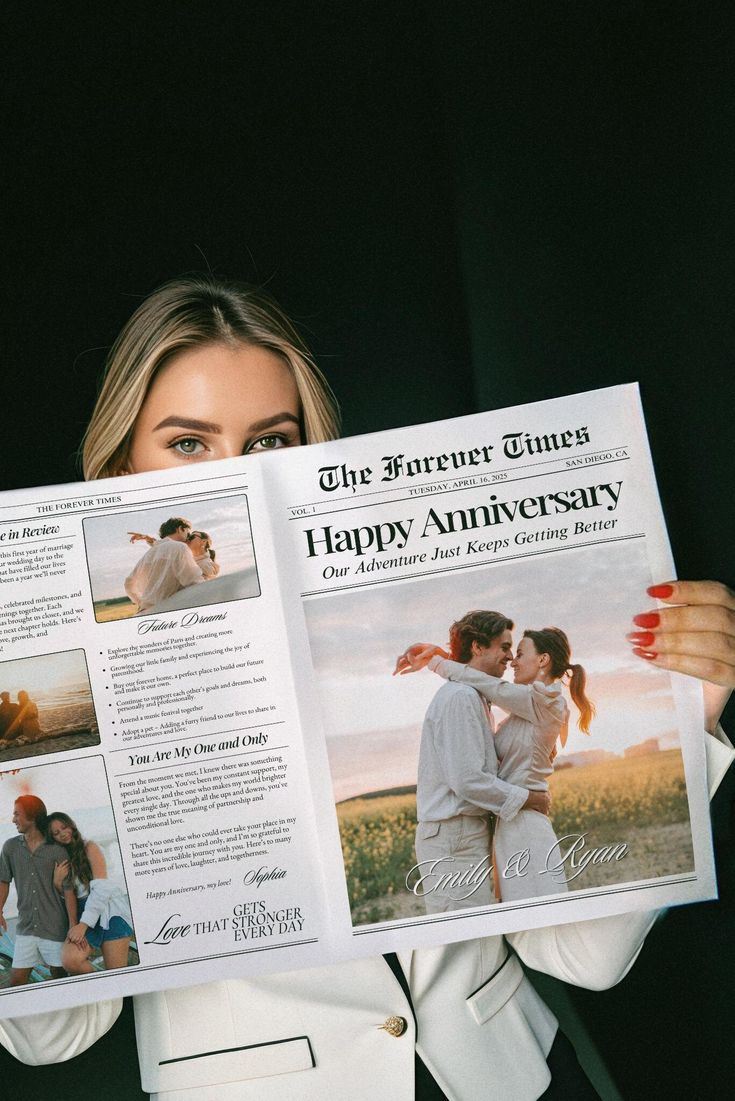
left=0, top=793, right=134, bottom=987
left=84, top=496, right=261, bottom=623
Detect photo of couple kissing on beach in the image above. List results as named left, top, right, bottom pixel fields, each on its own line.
left=83, top=496, right=260, bottom=623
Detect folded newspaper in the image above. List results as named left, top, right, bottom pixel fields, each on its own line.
left=0, top=384, right=716, bottom=1016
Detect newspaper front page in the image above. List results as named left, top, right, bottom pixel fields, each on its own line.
left=0, top=384, right=716, bottom=1016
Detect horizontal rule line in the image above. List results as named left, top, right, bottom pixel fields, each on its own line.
left=0, top=938, right=320, bottom=996
left=108, top=720, right=286, bottom=753
left=352, top=874, right=700, bottom=935
left=288, top=454, right=630, bottom=519
left=0, top=483, right=250, bottom=524
left=302, top=533, right=646, bottom=597
left=115, top=745, right=289, bottom=777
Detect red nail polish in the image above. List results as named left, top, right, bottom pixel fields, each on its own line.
left=627, top=631, right=656, bottom=647
left=633, top=647, right=658, bottom=660
left=633, top=612, right=660, bottom=629
left=647, top=584, right=674, bottom=599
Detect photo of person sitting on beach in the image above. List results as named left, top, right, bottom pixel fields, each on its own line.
left=0, top=691, right=41, bottom=746
left=0, top=651, right=99, bottom=765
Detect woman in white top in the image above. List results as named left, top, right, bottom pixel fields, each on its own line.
left=186, top=529, right=220, bottom=578
left=413, top=626, right=594, bottom=901
left=47, top=812, right=134, bottom=973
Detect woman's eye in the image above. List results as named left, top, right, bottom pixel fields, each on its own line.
left=248, top=434, right=288, bottom=453
left=169, top=437, right=206, bottom=457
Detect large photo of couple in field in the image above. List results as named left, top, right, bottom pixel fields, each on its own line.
left=304, top=542, right=694, bottom=926
left=0, top=756, right=136, bottom=989
left=83, top=494, right=260, bottom=623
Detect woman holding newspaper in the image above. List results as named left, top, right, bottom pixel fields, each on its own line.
left=0, top=276, right=732, bottom=1100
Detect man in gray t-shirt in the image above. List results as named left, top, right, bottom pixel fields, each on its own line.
left=0, top=795, right=75, bottom=985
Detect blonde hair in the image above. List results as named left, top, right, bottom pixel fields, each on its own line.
left=82, top=276, right=341, bottom=479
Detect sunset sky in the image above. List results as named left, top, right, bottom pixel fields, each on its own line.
left=0, top=649, right=90, bottom=703
left=0, top=756, right=110, bottom=831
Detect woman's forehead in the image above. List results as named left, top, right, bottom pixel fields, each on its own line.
left=142, top=343, right=300, bottom=425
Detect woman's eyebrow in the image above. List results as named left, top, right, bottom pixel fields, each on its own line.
left=152, top=412, right=300, bottom=434
left=153, top=415, right=222, bottom=433
left=248, top=412, right=301, bottom=432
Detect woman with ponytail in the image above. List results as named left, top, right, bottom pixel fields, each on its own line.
left=520, top=627, right=595, bottom=742
left=401, top=623, right=594, bottom=901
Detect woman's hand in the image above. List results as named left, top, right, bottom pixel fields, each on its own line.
left=627, top=580, right=734, bottom=732
left=66, top=922, right=90, bottom=947
left=393, top=643, right=449, bottom=676
left=53, top=860, right=70, bottom=893
left=127, top=531, right=155, bottom=545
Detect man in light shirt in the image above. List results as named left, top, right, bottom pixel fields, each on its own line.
left=413, top=610, right=549, bottom=912
left=124, top=516, right=208, bottom=613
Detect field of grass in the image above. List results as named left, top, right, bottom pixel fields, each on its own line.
left=336, top=749, right=691, bottom=924
left=549, top=747, right=688, bottom=832
left=337, top=793, right=418, bottom=924
left=93, top=598, right=137, bottom=622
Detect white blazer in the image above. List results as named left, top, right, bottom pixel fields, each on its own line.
left=1, top=730, right=732, bottom=1101
left=130, top=913, right=651, bottom=1100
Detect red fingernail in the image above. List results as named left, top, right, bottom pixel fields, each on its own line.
left=647, top=584, right=674, bottom=599
left=633, top=612, right=660, bottom=628
left=627, top=631, right=656, bottom=646
left=632, top=647, right=658, bottom=661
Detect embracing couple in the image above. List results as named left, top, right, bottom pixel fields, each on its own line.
left=0, top=796, right=133, bottom=986
left=396, top=610, right=594, bottom=912
left=124, top=516, right=219, bottom=614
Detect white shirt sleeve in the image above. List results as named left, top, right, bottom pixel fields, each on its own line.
left=78, top=879, right=133, bottom=930
left=0, top=1000, right=123, bottom=1065
left=195, top=554, right=219, bottom=579
left=429, top=657, right=564, bottom=726
left=171, top=543, right=207, bottom=587
left=432, top=687, right=528, bottom=819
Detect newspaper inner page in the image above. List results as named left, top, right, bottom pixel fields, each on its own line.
left=265, top=383, right=716, bottom=957
left=0, top=460, right=337, bottom=1017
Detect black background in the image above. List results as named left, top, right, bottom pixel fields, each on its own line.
left=1, top=4, right=733, bottom=1097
